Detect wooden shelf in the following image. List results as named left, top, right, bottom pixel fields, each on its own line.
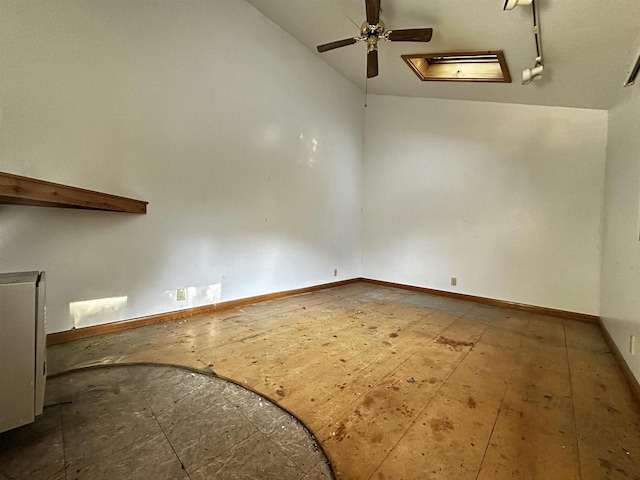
left=0, top=172, right=147, bottom=214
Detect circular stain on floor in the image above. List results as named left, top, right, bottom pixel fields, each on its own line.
left=0, top=364, right=333, bottom=480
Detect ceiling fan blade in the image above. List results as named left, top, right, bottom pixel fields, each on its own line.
left=366, top=0, right=381, bottom=25
left=387, top=28, right=433, bottom=42
left=367, top=49, right=379, bottom=78
left=317, top=37, right=358, bottom=53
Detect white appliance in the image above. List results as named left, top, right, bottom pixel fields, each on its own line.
left=0, top=271, right=47, bottom=433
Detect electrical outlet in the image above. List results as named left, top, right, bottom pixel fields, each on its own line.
left=334, top=269, right=338, bottom=277
left=177, top=288, right=186, bottom=301
left=631, top=335, right=636, bottom=355
left=451, top=277, right=457, bottom=287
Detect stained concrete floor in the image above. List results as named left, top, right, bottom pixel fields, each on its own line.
left=42, top=282, right=640, bottom=479
left=0, top=365, right=331, bottom=480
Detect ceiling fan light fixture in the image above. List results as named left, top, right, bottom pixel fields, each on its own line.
left=367, top=34, right=378, bottom=52
left=503, top=0, right=533, bottom=10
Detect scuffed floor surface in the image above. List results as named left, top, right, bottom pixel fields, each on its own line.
left=46, top=282, right=640, bottom=479
left=0, top=365, right=331, bottom=480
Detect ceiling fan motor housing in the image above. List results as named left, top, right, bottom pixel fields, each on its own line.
left=362, top=21, right=385, bottom=38
left=362, top=21, right=384, bottom=52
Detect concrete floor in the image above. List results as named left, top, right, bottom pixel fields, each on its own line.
left=0, top=365, right=331, bottom=480
left=43, top=282, right=640, bottom=479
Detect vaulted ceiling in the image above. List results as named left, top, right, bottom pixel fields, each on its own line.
left=247, top=0, right=640, bottom=109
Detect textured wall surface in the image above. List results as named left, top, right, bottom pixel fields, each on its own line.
left=600, top=86, right=640, bottom=383
left=363, top=94, right=607, bottom=315
left=0, top=0, right=364, bottom=332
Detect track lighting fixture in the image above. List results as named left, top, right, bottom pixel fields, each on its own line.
left=503, top=0, right=532, bottom=10
left=504, top=0, right=545, bottom=85
left=624, top=51, right=640, bottom=87
left=522, top=57, right=543, bottom=84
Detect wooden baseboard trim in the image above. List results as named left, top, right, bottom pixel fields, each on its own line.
left=358, top=278, right=600, bottom=324
left=47, top=277, right=600, bottom=346
left=46, top=278, right=360, bottom=346
left=598, top=319, right=640, bottom=406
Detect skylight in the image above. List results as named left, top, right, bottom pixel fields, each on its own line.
left=402, top=51, right=511, bottom=83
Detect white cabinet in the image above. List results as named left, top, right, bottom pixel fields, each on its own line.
left=0, top=271, right=47, bottom=433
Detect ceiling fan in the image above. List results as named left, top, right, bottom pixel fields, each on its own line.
left=316, top=0, right=434, bottom=78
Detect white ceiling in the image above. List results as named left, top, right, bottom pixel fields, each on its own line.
left=247, top=0, right=640, bottom=110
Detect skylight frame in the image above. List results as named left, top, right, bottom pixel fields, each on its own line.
left=402, top=50, right=512, bottom=83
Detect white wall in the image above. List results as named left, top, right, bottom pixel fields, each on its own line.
left=0, top=0, right=619, bottom=337
left=600, top=86, right=640, bottom=382
left=362, top=95, right=608, bottom=315
left=0, top=0, right=364, bottom=333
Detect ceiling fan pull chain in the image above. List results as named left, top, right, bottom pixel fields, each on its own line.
left=365, top=76, right=368, bottom=108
